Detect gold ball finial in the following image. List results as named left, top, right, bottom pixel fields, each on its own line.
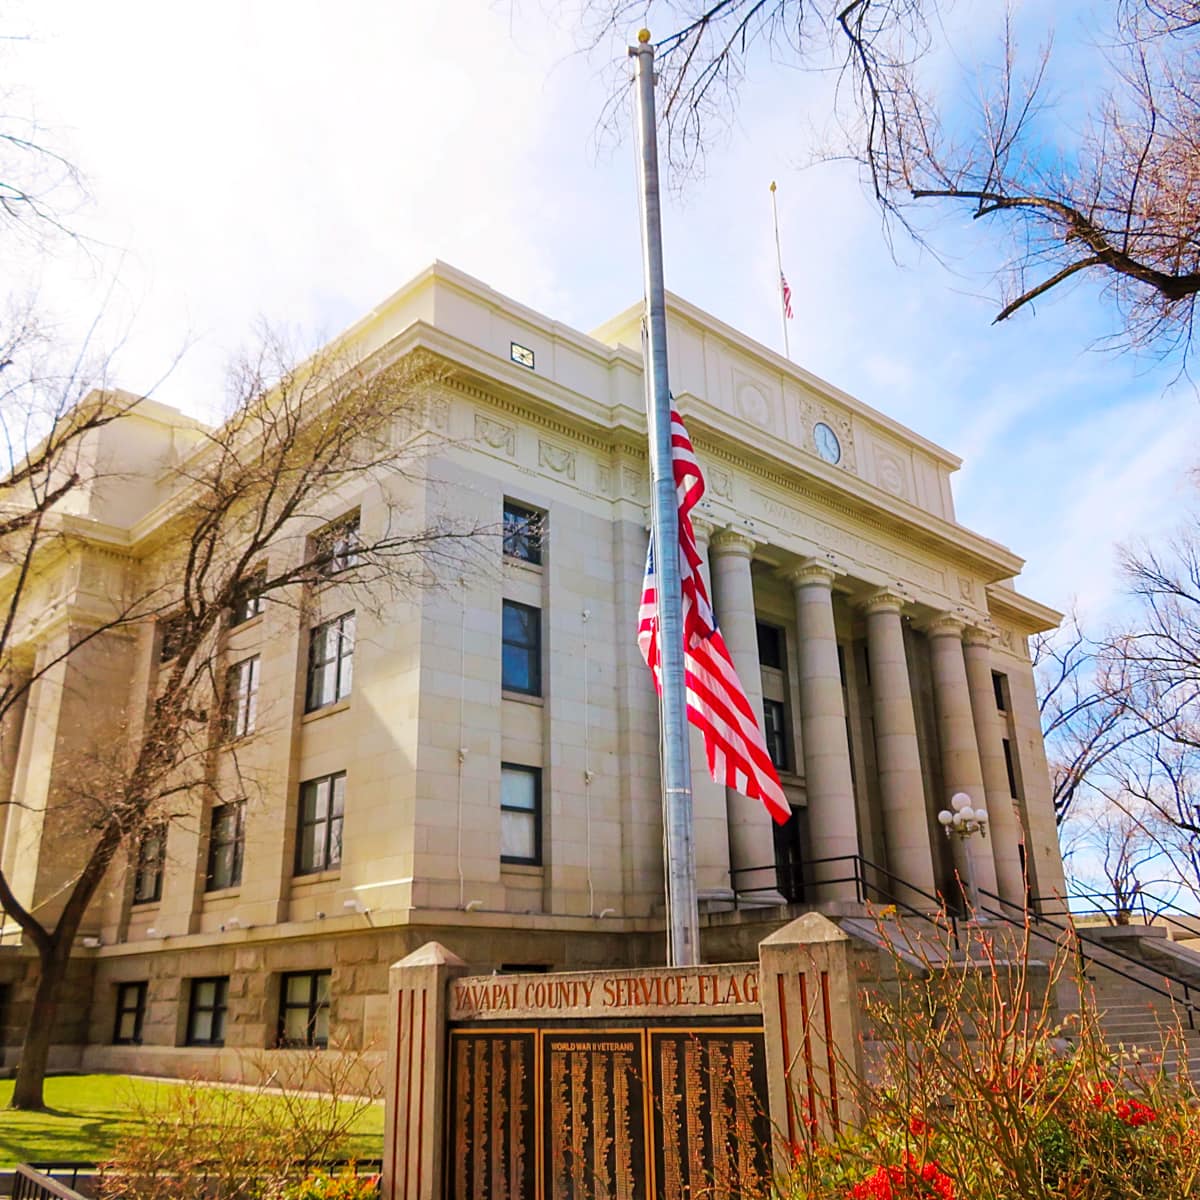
left=637, top=28, right=652, bottom=43
left=770, top=180, right=777, bottom=192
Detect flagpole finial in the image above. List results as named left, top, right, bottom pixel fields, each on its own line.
left=770, top=180, right=777, bottom=192
left=637, top=27, right=652, bottom=43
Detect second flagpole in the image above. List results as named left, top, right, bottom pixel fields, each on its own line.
left=630, top=29, right=700, bottom=968
left=770, top=181, right=791, bottom=359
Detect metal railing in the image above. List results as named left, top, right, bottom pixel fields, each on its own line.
left=11, top=1166, right=88, bottom=1200
left=728, top=853, right=1200, bottom=1029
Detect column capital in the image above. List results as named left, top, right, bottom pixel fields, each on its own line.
left=963, top=624, right=998, bottom=649
left=691, top=514, right=715, bottom=544
left=860, top=587, right=909, bottom=617
left=925, top=611, right=967, bottom=639
left=708, top=527, right=756, bottom=558
left=782, top=557, right=838, bottom=590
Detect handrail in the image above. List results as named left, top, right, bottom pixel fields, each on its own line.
left=12, top=1165, right=88, bottom=1200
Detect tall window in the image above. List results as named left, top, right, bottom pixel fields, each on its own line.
left=502, top=601, right=541, bottom=696
left=311, top=512, right=361, bottom=577
left=296, top=773, right=345, bottom=875
left=132, top=824, right=166, bottom=905
left=278, top=970, right=331, bottom=1048
left=756, top=623, right=784, bottom=670
left=503, top=501, right=543, bottom=564
left=231, top=569, right=266, bottom=626
left=306, top=613, right=355, bottom=711
left=762, top=699, right=789, bottom=772
left=187, top=977, right=229, bottom=1047
left=224, top=656, right=260, bottom=740
left=206, top=802, right=245, bottom=891
left=992, top=671, right=1008, bottom=712
left=113, top=981, right=147, bottom=1045
left=500, top=764, right=541, bottom=865
left=1002, top=738, right=1021, bottom=799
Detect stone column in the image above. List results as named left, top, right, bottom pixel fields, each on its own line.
left=787, top=560, right=859, bottom=901
left=708, top=529, right=781, bottom=899
left=383, top=942, right=468, bottom=1200
left=926, top=614, right=999, bottom=905
left=861, top=590, right=937, bottom=902
left=963, top=627, right=1027, bottom=911
left=690, top=520, right=734, bottom=902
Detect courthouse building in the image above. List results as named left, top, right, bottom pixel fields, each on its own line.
left=0, top=262, right=1065, bottom=1075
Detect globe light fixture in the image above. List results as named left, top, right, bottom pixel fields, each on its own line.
left=937, top=791, right=990, bottom=917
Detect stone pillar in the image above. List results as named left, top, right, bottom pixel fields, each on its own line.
left=963, top=627, right=1027, bottom=911
left=759, top=912, right=860, bottom=1170
left=709, top=529, right=781, bottom=899
left=926, top=614, right=999, bottom=906
left=861, top=590, right=937, bottom=903
left=384, top=942, right=468, bottom=1200
left=787, top=560, right=859, bottom=901
left=691, top=521, right=735, bottom=902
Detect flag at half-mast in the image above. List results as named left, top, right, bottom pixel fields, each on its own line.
left=638, top=410, right=790, bottom=825
left=780, top=273, right=794, bottom=320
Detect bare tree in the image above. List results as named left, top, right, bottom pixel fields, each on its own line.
left=0, top=329, right=483, bottom=1108
left=585, top=1, right=1200, bottom=360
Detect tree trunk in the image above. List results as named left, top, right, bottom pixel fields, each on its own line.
left=9, top=942, right=69, bottom=1110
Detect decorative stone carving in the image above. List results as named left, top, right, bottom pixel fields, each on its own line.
left=474, top=413, right=515, bottom=456
left=621, top=466, right=650, bottom=501
left=963, top=624, right=997, bottom=648
left=958, top=576, right=976, bottom=603
left=538, top=440, right=576, bottom=480
left=394, top=396, right=449, bottom=441
left=735, top=381, right=771, bottom=427
left=709, top=466, right=734, bottom=500
left=799, top=396, right=857, bottom=472
left=597, top=465, right=613, bottom=496
left=873, top=446, right=908, bottom=499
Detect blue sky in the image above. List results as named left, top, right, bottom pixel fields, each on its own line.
left=4, top=0, right=1198, bottom=628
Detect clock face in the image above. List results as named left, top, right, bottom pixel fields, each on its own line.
left=814, top=421, right=841, bottom=464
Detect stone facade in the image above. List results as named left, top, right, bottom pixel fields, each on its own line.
left=0, top=262, right=1065, bottom=1076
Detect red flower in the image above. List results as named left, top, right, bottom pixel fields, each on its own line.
left=908, top=1116, right=930, bottom=1138
left=848, top=1155, right=954, bottom=1200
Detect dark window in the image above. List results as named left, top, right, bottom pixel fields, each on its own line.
left=502, top=601, right=541, bottom=695
left=762, top=699, right=789, bottom=771
left=296, top=773, right=345, bottom=875
left=503, top=502, right=543, bottom=564
left=206, top=802, right=245, bottom=891
left=224, top=657, right=260, bottom=740
left=132, top=824, right=166, bottom=905
left=230, top=570, right=266, bottom=626
left=756, top=623, right=784, bottom=670
left=500, top=764, right=541, bottom=865
left=837, top=644, right=847, bottom=687
left=278, top=970, right=331, bottom=1048
left=992, top=671, right=1008, bottom=712
left=311, top=512, right=361, bottom=578
left=113, top=981, right=147, bottom=1045
left=158, top=613, right=187, bottom=663
left=306, top=613, right=355, bottom=712
left=187, top=977, right=229, bottom=1046
left=1002, top=738, right=1020, bottom=799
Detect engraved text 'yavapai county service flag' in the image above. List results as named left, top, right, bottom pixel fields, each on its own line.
left=637, top=410, right=790, bottom=825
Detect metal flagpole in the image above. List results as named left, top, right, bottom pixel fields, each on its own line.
left=770, top=181, right=791, bottom=359
left=629, top=29, right=700, bottom=968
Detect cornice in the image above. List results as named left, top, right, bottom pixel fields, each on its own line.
left=984, top=585, right=1062, bottom=636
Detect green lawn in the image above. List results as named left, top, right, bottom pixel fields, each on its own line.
left=0, top=1074, right=384, bottom=1166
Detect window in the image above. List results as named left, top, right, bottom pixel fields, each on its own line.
left=306, top=613, right=355, bottom=711
left=278, top=970, right=331, bottom=1048
left=231, top=570, right=266, bottom=626
left=206, top=802, right=245, bottom=891
left=187, top=977, right=229, bottom=1047
left=503, top=501, right=543, bottom=564
left=756, top=623, right=784, bottom=671
left=502, top=601, right=541, bottom=696
left=311, top=512, right=361, bottom=578
left=224, top=657, right=260, bottom=740
left=992, top=671, right=1008, bottom=712
left=113, top=981, right=147, bottom=1044
left=296, top=773, right=345, bottom=875
left=1002, top=738, right=1020, bottom=799
left=158, top=612, right=187, bottom=663
left=762, top=699, right=789, bottom=772
left=500, top=764, right=541, bottom=865
left=132, top=824, right=166, bottom=905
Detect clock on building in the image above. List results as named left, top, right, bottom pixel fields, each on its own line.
left=813, top=421, right=841, bottom=465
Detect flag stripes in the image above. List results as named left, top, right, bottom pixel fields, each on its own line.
left=638, top=410, right=790, bottom=825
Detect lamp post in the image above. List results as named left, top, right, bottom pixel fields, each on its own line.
left=937, top=791, right=989, bottom=917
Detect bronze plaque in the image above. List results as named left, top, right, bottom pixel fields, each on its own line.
left=448, top=1029, right=537, bottom=1200
left=446, top=1021, right=767, bottom=1199
left=542, top=1030, right=649, bottom=1200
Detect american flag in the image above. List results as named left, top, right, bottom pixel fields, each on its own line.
left=638, top=410, right=790, bottom=825
left=780, top=272, right=794, bottom=320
